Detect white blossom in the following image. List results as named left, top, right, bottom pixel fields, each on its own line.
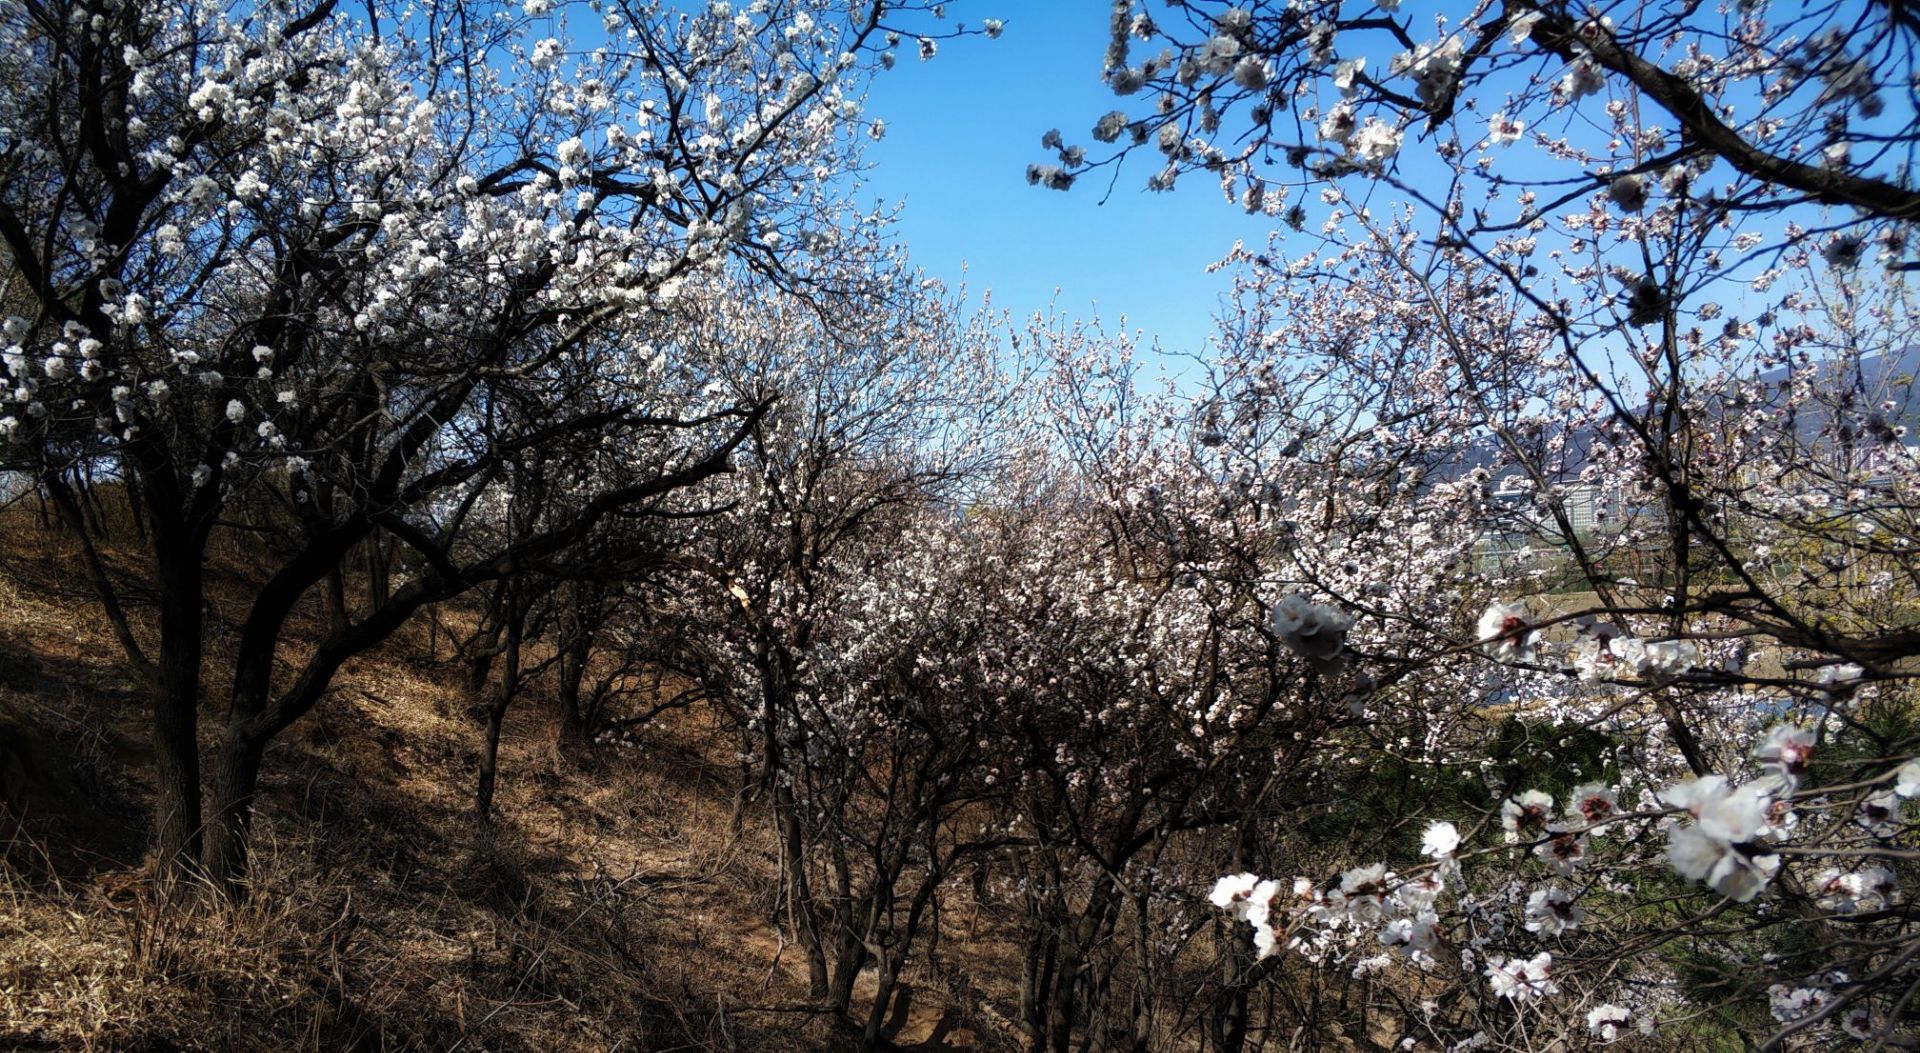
left=1618, top=637, right=1696, bottom=679
left=1663, top=777, right=1780, bottom=901
left=1396, top=36, right=1462, bottom=106
left=1586, top=1004, right=1631, bottom=1042
left=1607, top=173, right=1647, bottom=211
left=1352, top=119, right=1401, bottom=162
left=1485, top=952, right=1557, bottom=1000
left=1894, top=757, right=1920, bottom=797
left=1813, top=866, right=1900, bottom=914
left=1560, top=58, right=1606, bottom=100
left=1566, top=783, right=1619, bottom=829
left=1378, top=911, right=1439, bottom=957
left=1754, top=725, right=1814, bottom=790
left=1523, top=885, right=1582, bottom=936
left=1507, top=10, right=1544, bottom=45
left=1487, top=112, right=1525, bottom=146
left=1533, top=824, right=1589, bottom=875
left=1231, top=56, right=1270, bottom=90
left=1859, top=790, right=1903, bottom=835
left=1501, top=790, right=1553, bottom=842
left=1332, top=57, right=1365, bottom=97
left=1318, top=104, right=1357, bottom=145
left=1477, top=601, right=1537, bottom=662
left=1210, top=872, right=1260, bottom=911
left=1269, top=594, right=1353, bottom=666
left=1420, top=821, right=1459, bottom=859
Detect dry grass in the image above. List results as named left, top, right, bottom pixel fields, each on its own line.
left=0, top=498, right=996, bottom=1052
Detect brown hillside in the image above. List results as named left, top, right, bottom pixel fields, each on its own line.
left=0, top=502, right=998, bottom=1052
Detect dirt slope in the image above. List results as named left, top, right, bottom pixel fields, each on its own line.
left=0, top=513, right=993, bottom=1052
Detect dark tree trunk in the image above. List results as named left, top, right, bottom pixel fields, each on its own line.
left=476, top=703, right=507, bottom=822
left=1045, top=879, right=1117, bottom=1053
left=464, top=582, right=510, bottom=696
left=859, top=944, right=899, bottom=1051
left=824, top=835, right=870, bottom=1015
left=1045, top=930, right=1084, bottom=1053
left=775, top=782, right=830, bottom=996
left=827, top=930, right=868, bottom=1015
left=204, top=521, right=375, bottom=892
left=1021, top=924, right=1055, bottom=1042
left=475, top=591, right=525, bottom=822
left=554, top=675, right=586, bottom=752
left=123, top=460, right=147, bottom=544
left=202, top=728, right=265, bottom=890
left=1210, top=834, right=1255, bottom=1053
left=79, top=462, right=109, bottom=536
left=760, top=650, right=830, bottom=997
left=553, top=593, right=594, bottom=754
left=364, top=534, right=390, bottom=610
left=324, top=565, right=349, bottom=633
left=150, top=527, right=207, bottom=886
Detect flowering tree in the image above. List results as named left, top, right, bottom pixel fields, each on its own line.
left=833, top=236, right=1917, bottom=1049
left=0, top=0, right=969, bottom=889
left=619, top=267, right=1023, bottom=1044
left=1026, top=1, right=1920, bottom=1048
left=1037, top=0, right=1916, bottom=230
left=3, top=0, right=1914, bottom=1046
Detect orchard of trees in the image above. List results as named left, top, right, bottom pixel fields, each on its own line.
left=1, top=0, right=1918, bottom=1049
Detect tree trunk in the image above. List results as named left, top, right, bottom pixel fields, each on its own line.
left=761, top=653, right=830, bottom=997
left=860, top=944, right=898, bottom=1051
left=1045, top=932, right=1083, bottom=1053
left=553, top=601, right=593, bottom=755
left=203, top=540, right=361, bottom=892
left=554, top=673, right=586, bottom=751
left=775, top=782, right=830, bottom=996
left=826, top=921, right=868, bottom=1015
left=1046, top=879, right=1117, bottom=1053
left=464, top=583, right=509, bottom=695
left=123, top=460, right=147, bottom=544
left=150, top=528, right=207, bottom=887
left=1211, top=838, right=1254, bottom=1053
left=825, top=835, right=871, bottom=1015
left=1021, top=925, right=1055, bottom=1042
left=364, top=534, right=389, bottom=610
left=324, top=565, right=349, bottom=634
left=202, top=728, right=265, bottom=891
left=475, top=592, right=524, bottom=822
left=78, top=463, right=109, bottom=536
left=476, top=703, right=507, bottom=822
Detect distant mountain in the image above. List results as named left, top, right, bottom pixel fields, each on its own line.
left=1412, top=344, right=1920, bottom=490
left=1735, top=343, right=1920, bottom=446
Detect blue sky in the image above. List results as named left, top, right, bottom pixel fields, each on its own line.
left=847, top=3, right=1904, bottom=380
left=856, top=7, right=1277, bottom=358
